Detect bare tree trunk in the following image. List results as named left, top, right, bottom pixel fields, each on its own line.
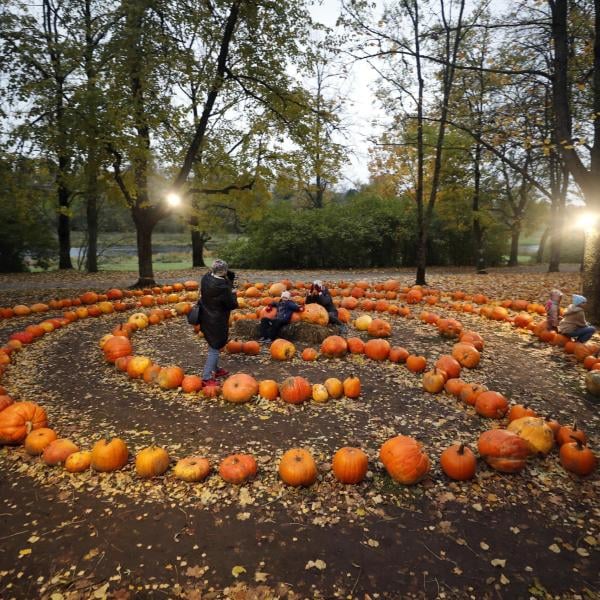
left=508, top=223, right=520, bottom=267
left=133, top=211, right=156, bottom=287
left=57, top=172, right=73, bottom=269
left=472, top=141, right=486, bottom=272
left=536, top=226, right=549, bottom=264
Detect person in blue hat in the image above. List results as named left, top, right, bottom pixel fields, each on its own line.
left=558, top=294, right=596, bottom=343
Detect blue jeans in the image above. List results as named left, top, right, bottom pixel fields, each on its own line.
left=570, top=326, right=596, bottom=343
left=202, top=346, right=220, bottom=380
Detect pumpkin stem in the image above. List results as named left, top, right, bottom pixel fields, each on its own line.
left=570, top=435, right=584, bottom=449
left=573, top=421, right=578, bottom=432
left=457, top=444, right=465, bottom=455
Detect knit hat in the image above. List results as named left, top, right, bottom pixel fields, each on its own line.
left=211, top=259, right=228, bottom=275
left=313, top=280, right=323, bottom=288
left=572, top=294, right=587, bottom=307
left=281, top=291, right=291, bottom=300
left=549, top=289, right=562, bottom=301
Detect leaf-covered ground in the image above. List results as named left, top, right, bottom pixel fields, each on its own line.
left=0, top=267, right=598, bottom=600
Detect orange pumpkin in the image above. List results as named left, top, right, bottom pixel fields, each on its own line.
left=332, top=447, right=368, bottom=484
left=0, top=402, right=48, bottom=444
left=24, top=427, right=57, bottom=455
left=406, top=355, right=427, bottom=373
left=156, top=366, right=185, bottom=390
left=225, top=340, right=243, bottom=353
left=422, top=369, right=447, bottom=394
left=475, top=391, right=509, bottom=418
left=451, top=343, right=481, bottom=368
left=343, top=375, right=361, bottom=399
left=559, top=439, right=597, bottom=476
left=173, top=456, right=211, bottom=482
left=136, top=446, right=170, bottom=478
left=367, top=318, right=392, bottom=338
left=301, top=347, right=318, bottom=361
left=477, top=430, right=529, bottom=473
left=364, top=339, right=391, bottom=361
left=222, top=373, right=259, bottom=403
left=258, top=379, right=279, bottom=400
left=219, top=453, right=257, bottom=484
left=42, top=439, right=79, bottom=466
left=435, top=355, right=461, bottom=379
left=91, top=438, right=129, bottom=472
left=459, top=331, right=484, bottom=351
left=280, top=376, right=312, bottom=404
left=324, top=378, right=344, bottom=399
left=347, top=337, right=365, bottom=354
left=103, top=336, right=133, bottom=363
left=440, top=443, right=477, bottom=480
left=507, top=404, right=537, bottom=422
left=388, top=346, right=409, bottom=363
left=0, top=394, right=14, bottom=413
left=444, top=378, right=466, bottom=396
left=270, top=339, right=296, bottom=360
left=181, top=375, right=203, bottom=393
left=459, top=383, right=488, bottom=406
left=65, top=450, right=92, bottom=473
left=437, top=318, right=463, bottom=338
left=556, top=423, right=587, bottom=447
left=379, top=435, right=430, bottom=484
left=127, top=356, right=152, bottom=379
left=278, top=448, right=317, bottom=486
left=242, top=340, right=260, bottom=355
left=300, top=304, right=329, bottom=326
left=320, top=335, right=348, bottom=358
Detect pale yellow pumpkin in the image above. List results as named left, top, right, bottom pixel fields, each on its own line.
left=507, top=417, right=555, bottom=455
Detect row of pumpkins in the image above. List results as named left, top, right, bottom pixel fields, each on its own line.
left=0, top=401, right=595, bottom=484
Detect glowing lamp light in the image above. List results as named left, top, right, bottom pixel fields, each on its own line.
left=166, top=192, right=182, bottom=208
left=575, top=212, right=599, bottom=233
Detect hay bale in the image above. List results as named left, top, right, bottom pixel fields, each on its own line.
left=231, top=319, right=341, bottom=344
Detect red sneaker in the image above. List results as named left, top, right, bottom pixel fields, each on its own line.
left=202, top=378, right=218, bottom=386
left=214, top=368, right=230, bottom=378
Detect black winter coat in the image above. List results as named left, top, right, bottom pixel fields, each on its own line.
left=306, top=287, right=337, bottom=316
left=199, top=272, right=238, bottom=349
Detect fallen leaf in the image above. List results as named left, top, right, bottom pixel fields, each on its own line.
left=472, top=503, right=483, bottom=512
left=366, top=539, right=379, bottom=547
left=305, top=559, right=326, bottom=570
left=18, top=549, right=32, bottom=557
left=548, top=544, right=561, bottom=554
left=491, top=558, right=506, bottom=568
left=576, top=548, right=589, bottom=557
left=254, top=571, right=268, bottom=582
left=232, top=565, right=246, bottom=578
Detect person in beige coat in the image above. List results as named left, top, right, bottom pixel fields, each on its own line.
left=558, top=295, right=596, bottom=343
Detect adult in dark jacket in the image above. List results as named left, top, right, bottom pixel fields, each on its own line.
left=199, top=259, right=238, bottom=384
left=305, top=280, right=346, bottom=333
left=558, top=294, right=596, bottom=343
left=259, top=291, right=302, bottom=343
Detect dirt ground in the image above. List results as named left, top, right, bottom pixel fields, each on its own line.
left=0, top=267, right=598, bottom=599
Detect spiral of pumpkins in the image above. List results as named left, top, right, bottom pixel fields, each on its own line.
left=0, top=401, right=595, bottom=484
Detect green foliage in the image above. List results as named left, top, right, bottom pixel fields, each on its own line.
left=0, top=155, right=56, bottom=272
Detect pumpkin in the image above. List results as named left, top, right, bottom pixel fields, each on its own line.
left=324, top=378, right=344, bottom=399
left=347, top=337, right=365, bottom=354
left=173, top=456, right=211, bottom=482
left=225, top=340, right=243, bottom=353
left=435, top=355, right=461, bottom=379
left=379, top=435, right=430, bottom=484
left=280, top=376, right=312, bottom=404
left=545, top=417, right=561, bottom=438
left=475, top=391, right=509, bottom=418
left=278, top=448, right=317, bottom=486
left=320, top=335, right=348, bottom=358
left=406, top=289, right=423, bottom=304
left=80, top=291, right=99, bottom=304
left=181, top=375, right=203, bottom=393
left=128, top=312, right=149, bottom=329
left=440, top=443, right=477, bottom=481
left=459, top=331, right=484, bottom=351
left=65, top=450, right=92, bottom=473
left=219, top=453, right=257, bottom=484
left=157, top=366, right=185, bottom=390
left=258, top=379, right=279, bottom=400
left=507, top=417, right=555, bottom=455
left=242, top=340, right=260, bottom=355
left=406, top=355, right=427, bottom=373
left=343, top=375, right=361, bottom=399
left=354, top=314, right=372, bottom=331
left=451, top=343, right=481, bottom=368
left=202, top=381, right=221, bottom=398
left=270, top=339, right=296, bottom=360
left=585, top=371, right=600, bottom=397
left=556, top=423, right=587, bottom=447
left=506, top=401, right=536, bottom=421
left=559, top=439, right=597, bottom=476
left=222, top=373, right=258, bottom=403
left=301, top=347, right=318, bottom=361
left=388, top=346, right=409, bottom=363
left=444, top=378, right=466, bottom=396
left=0, top=402, right=48, bottom=444
left=332, top=447, right=368, bottom=484
left=367, top=318, right=391, bottom=338
left=103, top=336, right=133, bottom=363
left=24, top=427, right=57, bottom=455
left=91, top=438, right=129, bottom=472
left=437, top=318, right=463, bottom=338
left=364, top=339, right=391, bottom=361
left=127, top=356, right=152, bottom=379
left=135, top=446, right=170, bottom=478
left=422, top=369, right=447, bottom=394
left=0, top=394, right=14, bottom=412
left=459, top=383, right=487, bottom=406
left=300, top=303, right=329, bottom=326
left=42, top=439, right=79, bottom=466
left=477, top=429, right=530, bottom=473
left=312, top=384, right=329, bottom=403
left=143, top=364, right=162, bottom=384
